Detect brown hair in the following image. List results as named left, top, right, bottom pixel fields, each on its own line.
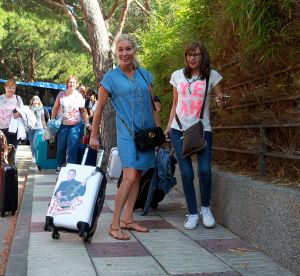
left=184, top=41, right=211, bottom=79
left=4, top=79, right=17, bottom=87
left=66, top=75, right=78, bottom=89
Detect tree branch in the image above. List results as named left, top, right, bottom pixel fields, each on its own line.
left=0, top=53, right=14, bottom=79
left=43, top=0, right=92, bottom=53
left=133, top=0, right=150, bottom=16
left=112, top=0, right=132, bottom=51
left=105, top=0, right=119, bottom=21
left=27, top=48, right=35, bottom=82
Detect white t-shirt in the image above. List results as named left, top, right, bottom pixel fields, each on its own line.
left=170, top=69, right=222, bottom=132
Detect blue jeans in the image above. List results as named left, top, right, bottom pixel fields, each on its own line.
left=170, top=128, right=212, bottom=214
left=28, top=129, right=44, bottom=157
left=57, top=123, right=82, bottom=166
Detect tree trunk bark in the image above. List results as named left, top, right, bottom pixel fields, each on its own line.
left=80, top=0, right=116, bottom=165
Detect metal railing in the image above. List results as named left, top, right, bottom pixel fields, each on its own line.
left=212, top=123, right=300, bottom=177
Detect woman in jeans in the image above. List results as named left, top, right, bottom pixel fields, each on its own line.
left=164, top=41, right=225, bottom=229
left=51, top=75, right=90, bottom=172
left=28, top=95, right=47, bottom=162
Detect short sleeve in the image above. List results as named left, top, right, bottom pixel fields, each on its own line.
left=209, top=70, right=223, bottom=88
left=170, top=70, right=179, bottom=88
left=100, top=72, right=113, bottom=95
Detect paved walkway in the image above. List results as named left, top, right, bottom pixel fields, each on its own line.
left=3, top=146, right=295, bottom=275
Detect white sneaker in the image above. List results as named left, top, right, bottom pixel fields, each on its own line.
left=184, top=214, right=199, bottom=230
left=200, top=207, right=216, bottom=228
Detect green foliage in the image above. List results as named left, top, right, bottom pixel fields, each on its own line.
left=137, top=0, right=216, bottom=126
left=0, top=2, right=94, bottom=86
left=225, top=0, right=294, bottom=61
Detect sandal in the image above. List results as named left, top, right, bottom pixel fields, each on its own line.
left=121, top=220, right=149, bottom=233
left=109, top=225, right=130, bottom=240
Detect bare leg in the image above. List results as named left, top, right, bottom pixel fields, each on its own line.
left=122, top=171, right=148, bottom=232
left=110, top=168, right=140, bottom=240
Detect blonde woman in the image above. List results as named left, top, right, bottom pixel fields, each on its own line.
left=51, top=75, right=90, bottom=172
left=90, top=34, right=160, bottom=240
left=28, top=95, right=47, bottom=161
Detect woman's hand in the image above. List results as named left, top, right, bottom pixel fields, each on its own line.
left=89, top=135, right=100, bottom=150
left=215, top=94, right=225, bottom=108
left=12, top=111, right=21, bottom=119
left=164, top=127, right=171, bottom=141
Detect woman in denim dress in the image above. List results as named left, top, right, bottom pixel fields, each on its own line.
left=90, top=34, right=160, bottom=240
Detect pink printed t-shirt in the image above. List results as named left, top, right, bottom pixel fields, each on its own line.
left=170, top=69, right=222, bottom=132
left=0, top=94, right=24, bottom=129
left=56, top=90, right=85, bottom=125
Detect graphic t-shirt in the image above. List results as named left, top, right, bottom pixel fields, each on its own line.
left=170, top=69, right=222, bottom=132
left=0, top=94, right=24, bottom=129
left=56, top=91, right=85, bottom=125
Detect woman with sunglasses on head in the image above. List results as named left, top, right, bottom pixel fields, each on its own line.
left=28, top=95, right=47, bottom=162
left=51, top=75, right=90, bottom=172
left=90, top=34, right=161, bottom=241
left=0, top=79, right=24, bottom=148
left=164, top=41, right=225, bottom=230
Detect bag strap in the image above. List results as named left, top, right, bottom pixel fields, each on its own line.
left=137, top=68, right=157, bottom=112
left=175, top=75, right=209, bottom=131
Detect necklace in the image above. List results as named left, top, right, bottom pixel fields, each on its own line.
left=185, top=74, right=201, bottom=95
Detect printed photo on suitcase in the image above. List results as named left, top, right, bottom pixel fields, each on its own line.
left=107, top=147, right=122, bottom=178
left=45, top=147, right=106, bottom=243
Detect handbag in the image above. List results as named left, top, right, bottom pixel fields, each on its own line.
left=175, top=75, right=209, bottom=159
left=134, top=126, right=165, bottom=151
left=0, top=130, right=16, bottom=166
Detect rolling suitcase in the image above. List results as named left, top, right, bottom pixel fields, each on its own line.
left=35, top=133, right=58, bottom=170
left=107, top=147, right=122, bottom=178
left=0, top=165, right=18, bottom=217
left=44, top=147, right=106, bottom=243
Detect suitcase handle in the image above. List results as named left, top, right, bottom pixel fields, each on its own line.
left=81, top=146, right=104, bottom=168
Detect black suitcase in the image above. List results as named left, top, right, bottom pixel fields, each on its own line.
left=0, top=165, right=18, bottom=217
left=117, top=168, right=164, bottom=210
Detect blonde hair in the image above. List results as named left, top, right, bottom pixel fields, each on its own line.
left=115, top=34, right=140, bottom=68
left=29, top=95, right=43, bottom=107
left=66, top=75, right=78, bottom=89
left=5, top=79, right=17, bottom=87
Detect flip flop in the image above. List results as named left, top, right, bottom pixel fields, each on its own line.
left=109, top=225, right=130, bottom=240
left=121, top=221, right=149, bottom=233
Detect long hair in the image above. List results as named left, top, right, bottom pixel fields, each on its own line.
left=184, top=41, right=211, bottom=79
left=115, top=34, right=140, bottom=68
left=29, top=95, right=43, bottom=107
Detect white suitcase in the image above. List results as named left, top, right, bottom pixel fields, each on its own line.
left=107, top=147, right=122, bottom=178
left=45, top=147, right=106, bottom=243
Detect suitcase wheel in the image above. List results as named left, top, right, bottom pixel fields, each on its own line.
left=82, top=232, right=92, bottom=243
left=52, top=228, right=60, bottom=240
left=44, top=216, right=54, bottom=232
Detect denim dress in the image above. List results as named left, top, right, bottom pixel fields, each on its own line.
left=101, top=67, right=155, bottom=170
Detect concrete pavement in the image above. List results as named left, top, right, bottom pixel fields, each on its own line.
left=2, top=145, right=296, bottom=275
